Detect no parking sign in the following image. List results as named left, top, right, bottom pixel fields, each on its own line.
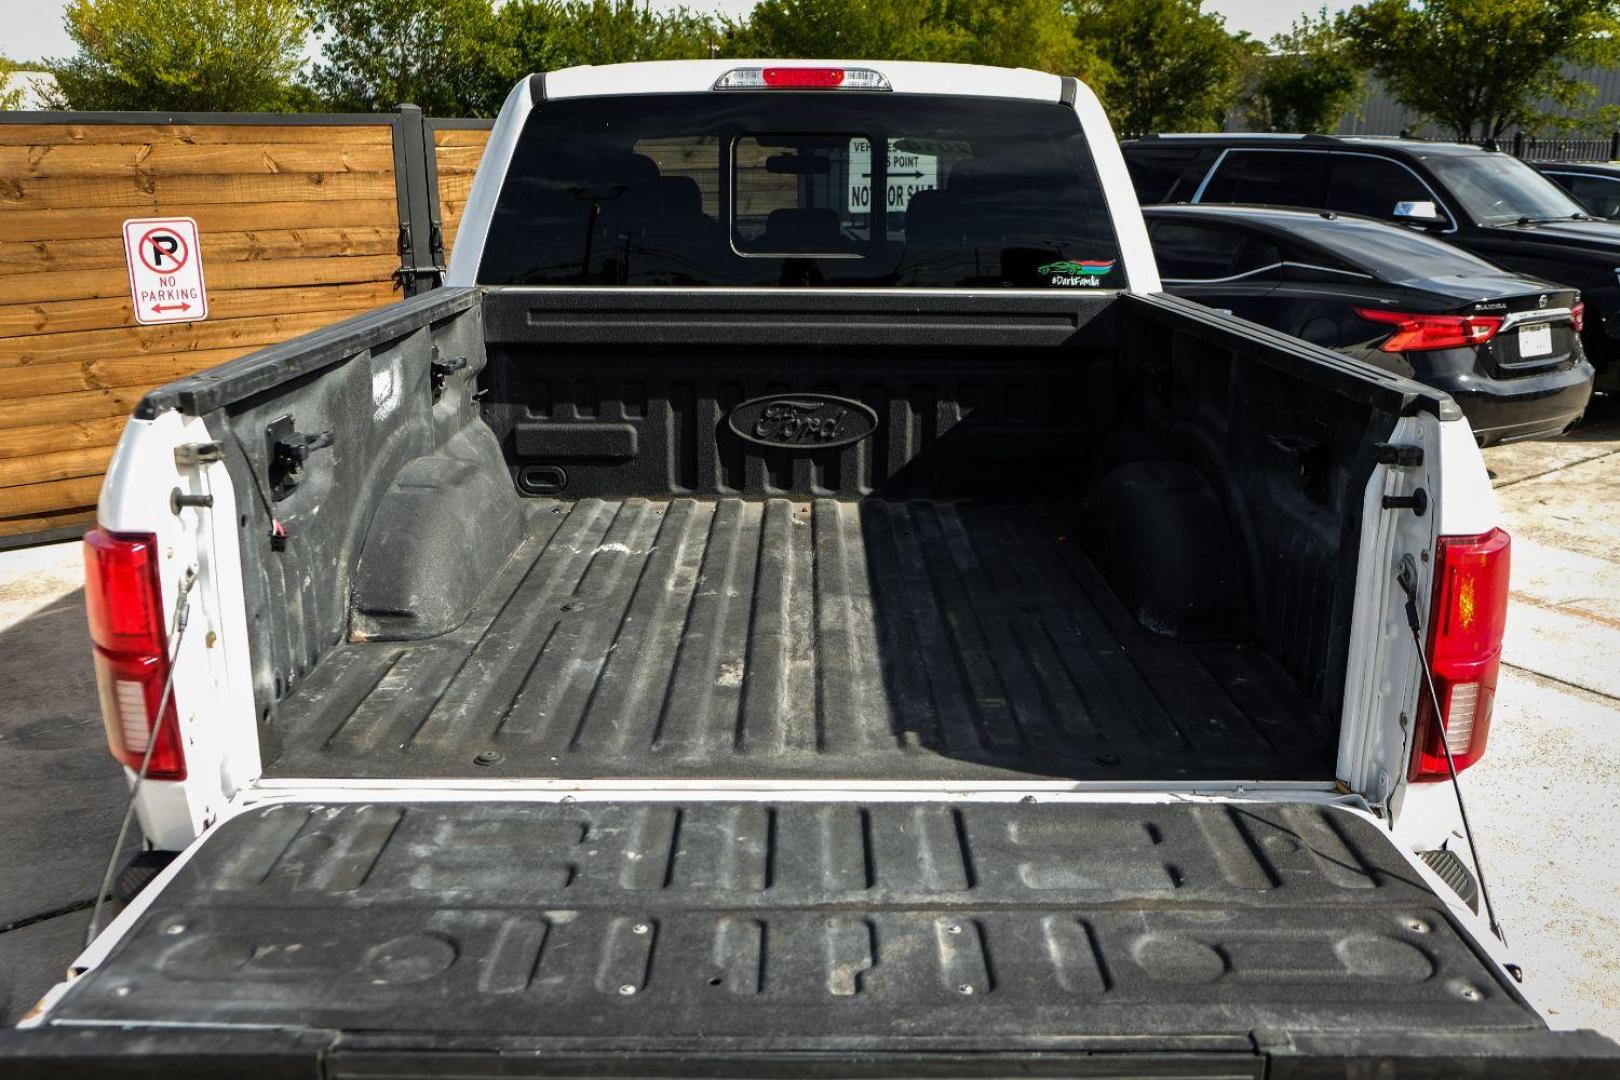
left=122, top=217, right=208, bottom=325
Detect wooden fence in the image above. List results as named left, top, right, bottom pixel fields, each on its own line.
left=0, top=108, right=491, bottom=543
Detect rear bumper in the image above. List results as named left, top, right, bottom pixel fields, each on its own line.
left=6, top=1026, right=1620, bottom=1080
left=1425, top=360, right=1595, bottom=445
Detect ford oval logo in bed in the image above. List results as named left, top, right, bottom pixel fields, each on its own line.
left=728, top=394, right=879, bottom=450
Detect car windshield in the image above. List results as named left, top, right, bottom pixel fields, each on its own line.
left=1289, top=214, right=1506, bottom=280
left=478, top=93, right=1125, bottom=289
left=1426, top=154, right=1589, bottom=226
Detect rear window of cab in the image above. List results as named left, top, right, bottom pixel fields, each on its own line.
left=478, top=93, right=1126, bottom=289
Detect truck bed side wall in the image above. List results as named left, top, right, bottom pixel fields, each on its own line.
left=176, top=290, right=492, bottom=749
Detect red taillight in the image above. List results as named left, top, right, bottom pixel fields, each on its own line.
left=1572, top=301, right=1585, bottom=332
left=763, top=66, right=846, bottom=88
left=1410, top=529, right=1511, bottom=782
left=1355, top=307, right=1504, bottom=352
left=713, top=66, right=892, bottom=91
left=84, top=529, right=185, bottom=781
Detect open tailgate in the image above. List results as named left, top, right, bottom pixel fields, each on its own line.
left=4, top=799, right=1616, bottom=1078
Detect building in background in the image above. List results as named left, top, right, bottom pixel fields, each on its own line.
left=1226, top=64, right=1620, bottom=160
left=1336, top=66, right=1620, bottom=143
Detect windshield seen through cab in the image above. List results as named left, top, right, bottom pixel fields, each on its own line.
left=1426, top=153, right=1588, bottom=226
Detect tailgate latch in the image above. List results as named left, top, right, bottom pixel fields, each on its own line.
left=267, top=415, right=336, bottom=501
left=1375, top=442, right=1424, bottom=468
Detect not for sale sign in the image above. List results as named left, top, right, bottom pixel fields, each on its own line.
left=122, top=217, right=208, bottom=325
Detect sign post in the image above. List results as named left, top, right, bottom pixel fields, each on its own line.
left=122, top=217, right=208, bottom=325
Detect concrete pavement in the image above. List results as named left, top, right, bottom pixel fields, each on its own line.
left=1469, top=395, right=1620, bottom=1035
left=0, top=541, right=133, bottom=1023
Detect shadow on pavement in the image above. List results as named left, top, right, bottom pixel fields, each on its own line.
left=0, top=587, right=137, bottom=1023
left=1568, top=390, right=1620, bottom=441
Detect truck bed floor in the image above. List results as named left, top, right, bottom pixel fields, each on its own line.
left=265, top=498, right=1336, bottom=781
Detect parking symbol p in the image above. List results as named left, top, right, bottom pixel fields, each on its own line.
left=136, top=227, right=190, bottom=275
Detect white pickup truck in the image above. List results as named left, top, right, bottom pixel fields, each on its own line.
left=6, top=60, right=1617, bottom=1077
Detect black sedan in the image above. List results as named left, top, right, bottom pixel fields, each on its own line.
left=1533, top=161, right=1620, bottom=220
left=1144, top=204, right=1595, bottom=445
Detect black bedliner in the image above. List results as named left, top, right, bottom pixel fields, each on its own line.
left=264, top=497, right=1334, bottom=782
left=10, top=799, right=1615, bottom=1077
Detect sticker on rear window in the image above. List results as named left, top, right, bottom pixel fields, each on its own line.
left=1039, top=259, right=1115, bottom=287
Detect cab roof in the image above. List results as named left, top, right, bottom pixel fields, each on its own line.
left=540, top=59, right=1072, bottom=103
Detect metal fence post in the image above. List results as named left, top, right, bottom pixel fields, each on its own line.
left=390, top=103, right=445, bottom=296
left=1511, top=131, right=1526, bottom=158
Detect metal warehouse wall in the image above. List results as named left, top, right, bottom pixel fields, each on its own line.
left=0, top=109, right=492, bottom=542
left=1220, top=66, right=1620, bottom=142
left=1335, top=67, right=1620, bottom=140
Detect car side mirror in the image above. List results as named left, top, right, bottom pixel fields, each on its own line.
left=1393, top=200, right=1446, bottom=226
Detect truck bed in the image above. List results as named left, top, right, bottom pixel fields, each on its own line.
left=265, top=496, right=1335, bottom=782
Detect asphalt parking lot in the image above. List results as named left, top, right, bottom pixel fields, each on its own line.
left=1, top=397, right=1617, bottom=1032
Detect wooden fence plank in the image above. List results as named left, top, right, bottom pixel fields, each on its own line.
left=434, top=129, right=494, bottom=148
left=0, top=474, right=104, bottom=517
left=0, top=443, right=116, bottom=488
left=0, top=350, right=245, bottom=401
left=0, top=171, right=400, bottom=211
left=0, top=282, right=397, bottom=338
left=439, top=173, right=476, bottom=201
left=0, top=414, right=125, bottom=459
left=0, top=226, right=396, bottom=276
left=6, top=254, right=400, bottom=305
left=0, top=386, right=153, bottom=430
left=433, top=146, right=485, bottom=175
left=0, top=142, right=398, bottom=179
left=0, top=507, right=96, bottom=539
left=0, top=199, right=399, bottom=242
left=0, top=309, right=378, bottom=367
left=0, top=124, right=395, bottom=147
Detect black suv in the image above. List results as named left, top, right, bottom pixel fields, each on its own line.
left=1534, top=161, right=1620, bottom=220
left=1123, top=134, right=1620, bottom=389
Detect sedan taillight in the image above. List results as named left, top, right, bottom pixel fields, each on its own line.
left=1355, top=307, right=1504, bottom=352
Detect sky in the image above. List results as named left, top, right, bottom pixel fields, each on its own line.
left=5, top=1, right=1355, bottom=63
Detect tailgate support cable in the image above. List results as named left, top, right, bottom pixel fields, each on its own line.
left=84, top=566, right=198, bottom=948
left=1398, top=553, right=1506, bottom=944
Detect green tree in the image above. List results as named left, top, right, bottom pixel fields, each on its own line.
left=1076, top=0, right=1248, bottom=135
left=724, top=0, right=970, bottom=62
left=1340, top=0, right=1620, bottom=140
left=51, top=0, right=310, bottom=111
left=725, top=0, right=1105, bottom=81
left=302, top=0, right=512, bottom=116
left=1248, top=10, right=1365, bottom=132
left=500, top=1, right=722, bottom=73
left=946, top=0, right=1101, bottom=75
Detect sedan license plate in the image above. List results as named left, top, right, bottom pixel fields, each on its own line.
left=1519, top=323, right=1553, bottom=358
